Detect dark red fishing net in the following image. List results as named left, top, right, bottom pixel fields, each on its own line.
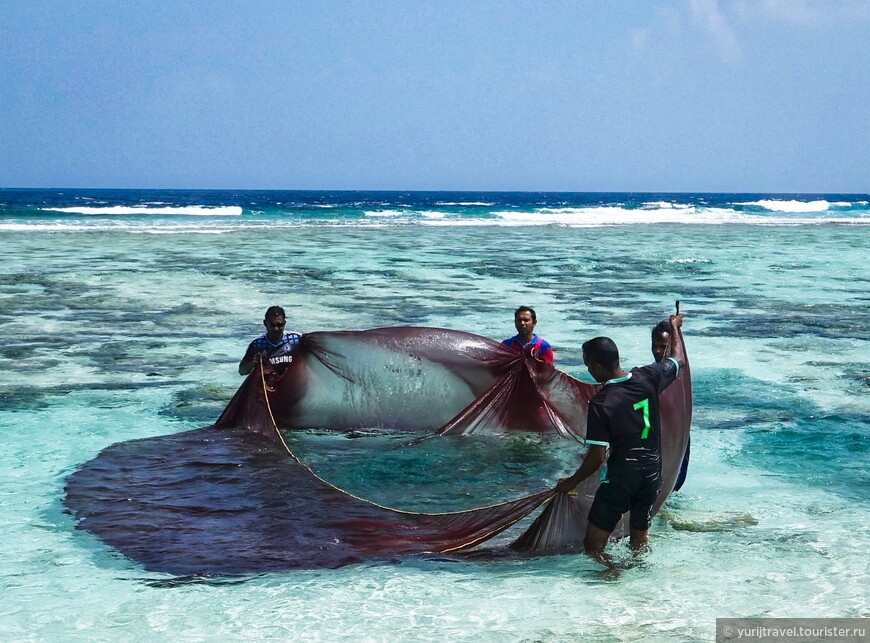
left=213, top=326, right=691, bottom=559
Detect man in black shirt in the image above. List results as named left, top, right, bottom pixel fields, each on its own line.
left=556, top=314, right=685, bottom=557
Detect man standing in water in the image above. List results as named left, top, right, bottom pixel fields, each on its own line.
left=651, top=319, right=690, bottom=492
left=238, top=305, right=302, bottom=376
left=555, top=314, right=685, bottom=557
left=501, top=306, right=555, bottom=365
left=651, top=320, right=672, bottom=365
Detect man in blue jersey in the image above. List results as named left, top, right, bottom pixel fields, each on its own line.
left=501, top=306, right=555, bottom=365
left=556, top=314, right=685, bottom=557
left=238, top=306, right=302, bottom=376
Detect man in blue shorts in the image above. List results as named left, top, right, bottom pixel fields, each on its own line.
left=556, top=313, right=685, bottom=556
left=501, top=306, right=555, bottom=365
left=238, top=305, right=302, bottom=376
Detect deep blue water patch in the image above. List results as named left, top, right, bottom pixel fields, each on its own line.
left=693, top=370, right=869, bottom=501
left=739, top=414, right=870, bottom=502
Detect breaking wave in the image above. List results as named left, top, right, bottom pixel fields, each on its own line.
left=39, top=205, right=243, bottom=216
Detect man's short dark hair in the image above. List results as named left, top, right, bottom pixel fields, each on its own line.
left=652, top=320, right=670, bottom=339
left=514, top=306, right=537, bottom=322
left=264, top=306, right=286, bottom=320
left=582, top=337, right=620, bottom=369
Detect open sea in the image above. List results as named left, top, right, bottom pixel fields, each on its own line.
left=1, top=189, right=868, bottom=641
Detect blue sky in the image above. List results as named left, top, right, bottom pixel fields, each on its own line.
left=2, top=1, right=868, bottom=192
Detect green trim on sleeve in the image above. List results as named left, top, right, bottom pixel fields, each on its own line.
left=667, top=356, right=680, bottom=376
left=586, top=439, right=610, bottom=448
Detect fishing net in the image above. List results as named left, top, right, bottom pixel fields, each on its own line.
left=213, top=326, right=692, bottom=559
left=66, top=326, right=690, bottom=573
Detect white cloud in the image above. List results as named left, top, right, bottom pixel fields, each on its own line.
left=670, top=0, right=869, bottom=63
left=688, top=0, right=742, bottom=63
left=629, top=1, right=742, bottom=64
left=632, top=0, right=869, bottom=65
left=733, top=0, right=870, bottom=25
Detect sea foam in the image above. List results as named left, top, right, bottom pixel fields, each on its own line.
left=39, top=205, right=243, bottom=216
left=491, top=206, right=743, bottom=226
left=738, top=199, right=830, bottom=213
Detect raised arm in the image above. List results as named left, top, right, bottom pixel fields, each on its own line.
left=668, top=313, right=686, bottom=371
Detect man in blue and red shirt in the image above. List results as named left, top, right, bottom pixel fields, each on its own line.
left=556, top=313, right=685, bottom=558
left=238, top=305, right=301, bottom=376
left=501, top=306, right=555, bottom=365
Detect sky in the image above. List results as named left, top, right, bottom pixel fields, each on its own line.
left=1, top=1, right=869, bottom=192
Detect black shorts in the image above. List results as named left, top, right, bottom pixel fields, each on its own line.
left=587, top=462, right=662, bottom=533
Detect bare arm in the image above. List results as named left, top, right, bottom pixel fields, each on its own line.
left=554, top=445, right=607, bottom=493
left=238, top=349, right=261, bottom=376
left=668, top=313, right=687, bottom=371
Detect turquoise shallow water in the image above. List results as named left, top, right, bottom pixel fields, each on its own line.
left=1, top=192, right=868, bottom=640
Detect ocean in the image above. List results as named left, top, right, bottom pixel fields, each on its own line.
left=1, top=189, right=868, bottom=641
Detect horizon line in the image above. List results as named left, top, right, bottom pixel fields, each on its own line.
left=2, top=186, right=868, bottom=196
